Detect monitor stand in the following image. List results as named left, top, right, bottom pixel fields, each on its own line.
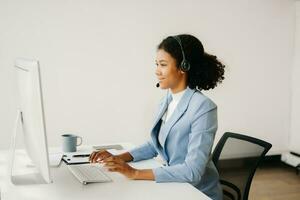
left=11, top=173, right=47, bottom=185
left=9, top=110, right=49, bottom=185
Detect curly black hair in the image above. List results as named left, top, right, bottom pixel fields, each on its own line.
left=157, top=34, right=225, bottom=90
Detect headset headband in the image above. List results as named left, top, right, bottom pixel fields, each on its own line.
left=172, top=36, right=190, bottom=72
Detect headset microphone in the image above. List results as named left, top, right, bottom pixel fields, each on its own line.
left=156, top=83, right=160, bottom=88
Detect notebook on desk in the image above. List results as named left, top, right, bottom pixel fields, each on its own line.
left=62, top=144, right=124, bottom=165
left=62, top=154, right=90, bottom=165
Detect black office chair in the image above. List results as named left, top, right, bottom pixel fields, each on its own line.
left=212, top=132, right=272, bottom=200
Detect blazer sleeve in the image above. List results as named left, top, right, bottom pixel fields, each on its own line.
left=153, top=100, right=217, bottom=185
left=128, top=97, right=165, bottom=162
left=129, top=139, right=158, bottom=162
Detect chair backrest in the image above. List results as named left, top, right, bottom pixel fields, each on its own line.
left=212, top=132, right=272, bottom=200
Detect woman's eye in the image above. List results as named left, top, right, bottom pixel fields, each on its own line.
left=155, top=63, right=167, bottom=67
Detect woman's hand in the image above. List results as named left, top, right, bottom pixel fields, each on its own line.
left=102, top=156, right=138, bottom=179
left=89, top=150, right=113, bottom=163
left=89, top=151, right=153, bottom=180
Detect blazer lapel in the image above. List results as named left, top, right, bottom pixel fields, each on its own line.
left=159, top=87, right=196, bottom=149
left=151, top=93, right=172, bottom=132
left=150, top=92, right=172, bottom=150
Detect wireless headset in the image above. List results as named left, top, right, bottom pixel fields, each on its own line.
left=172, top=35, right=190, bottom=72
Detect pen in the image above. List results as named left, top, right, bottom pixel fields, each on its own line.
left=72, top=154, right=90, bottom=157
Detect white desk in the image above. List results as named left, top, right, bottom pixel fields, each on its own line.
left=0, top=144, right=210, bottom=200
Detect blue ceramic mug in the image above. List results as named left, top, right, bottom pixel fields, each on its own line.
left=62, top=134, right=82, bottom=152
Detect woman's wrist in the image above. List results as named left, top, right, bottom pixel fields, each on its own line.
left=116, top=152, right=133, bottom=162
left=132, top=169, right=140, bottom=179
left=131, top=169, right=155, bottom=180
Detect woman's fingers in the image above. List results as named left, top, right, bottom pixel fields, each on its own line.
left=93, top=152, right=106, bottom=163
left=103, top=160, right=123, bottom=167
left=101, top=158, right=137, bottom=179
left=104, top=162, right=121, bottom=168
left=104, top=163, right=123, bottom=172
left=91, top=152, right=102, bottom=163
left=103, top=158, right=124, bottom=168
left=107, top=166, right=122, bottom=172
left=103, top=156, right=122, bottom=162
left=103, top=161, right=115, bottom=166
left=89, top=150, right=103, bottom=162
left=89, top=150, right=106, bottom=163
left=89, top=151, right=97, bottom=162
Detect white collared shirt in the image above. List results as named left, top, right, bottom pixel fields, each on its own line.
left=162, top=88, right=186, bottom=123
left=159, top=88, right=187, bottom=146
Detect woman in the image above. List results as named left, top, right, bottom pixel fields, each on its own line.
left=90, top=34, right=225, bottom=200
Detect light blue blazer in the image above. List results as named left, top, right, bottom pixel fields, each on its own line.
left=129, top=87, right=222, bottom=200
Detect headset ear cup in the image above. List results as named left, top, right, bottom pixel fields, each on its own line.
left=172, top=35, right=190, bottom=72
left=181, top=60, right=190, bottom=72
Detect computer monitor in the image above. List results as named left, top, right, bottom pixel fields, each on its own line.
left=10, top=58, right=52, bottom=184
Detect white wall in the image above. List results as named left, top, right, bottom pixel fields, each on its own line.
left=0, top=0, right=296, bottom=155
left=290, top=1, right=300, bottom=153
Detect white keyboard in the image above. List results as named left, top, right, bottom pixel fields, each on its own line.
left=67, top=164, right=112, bottom=184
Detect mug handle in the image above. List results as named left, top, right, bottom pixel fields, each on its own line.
left=76, top=136, right=83, bottom=146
